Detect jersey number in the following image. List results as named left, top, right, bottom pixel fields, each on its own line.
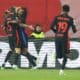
left=58, top=22, right=68, bottom=33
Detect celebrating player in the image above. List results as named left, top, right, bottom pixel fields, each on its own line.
left=12, top=7, right=37, bottom=69
left=1, top=7, right=17, bottom=69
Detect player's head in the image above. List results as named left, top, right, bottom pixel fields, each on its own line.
left=10, top=6, right=15, bottom=12
left=62, top=4, right=70, bottom=13
left=9, top=6, right=16, bottom=15
left=17, top=7, right=27, bottom=18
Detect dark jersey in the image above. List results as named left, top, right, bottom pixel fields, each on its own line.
left=17, top=15, right=26, bottom=35
left=15, top=14, right=28, bottom=48
left=51, top=14, right=77, bottom=39
left=3, top=12, right=18, bottom=37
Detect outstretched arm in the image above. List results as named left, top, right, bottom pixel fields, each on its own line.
left=19, top=23, right=34, bottom=30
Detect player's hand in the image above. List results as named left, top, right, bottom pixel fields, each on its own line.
left=28, top=25, right=34, bottom=30
left=7, top=21, right=11, bottom=24
left=19, top=23, right=34, bottom=30
left=1, top=24, right=5, bottom=30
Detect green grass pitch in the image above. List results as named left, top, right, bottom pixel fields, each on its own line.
left=0, top=69, right=80, bottom=80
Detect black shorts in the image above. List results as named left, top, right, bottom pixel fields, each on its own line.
left=15, top=28, right=28, bottom=48
left=55, top=38, right=69, bottom=58
left=15, top=35, right=28, bottom=48
left=8, top=36, right=16, bottom=51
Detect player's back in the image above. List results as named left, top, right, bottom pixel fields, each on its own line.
left=54, top=14, right=74, bottom=39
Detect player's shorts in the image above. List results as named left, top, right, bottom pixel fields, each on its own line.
left=55, top=38, right=69, bottom=58
left=8, top=36, right=16, bottom=51
left=15, top=28, right=28, bottom=48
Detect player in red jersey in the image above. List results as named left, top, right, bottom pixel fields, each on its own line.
left=1, top=7, right=17, bottom=69
left=51, top=5, right=77, bottom=75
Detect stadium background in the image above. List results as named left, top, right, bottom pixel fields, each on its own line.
left=0, top=0, right=80, bottom=69
left=0, top=0, right=80, bottom=38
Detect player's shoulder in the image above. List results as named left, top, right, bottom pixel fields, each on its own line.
left=55, top=15, right=61, bottom=18
left=54, top=15, right=62, bottom=20
left=67, top=15, right=74, bottom=20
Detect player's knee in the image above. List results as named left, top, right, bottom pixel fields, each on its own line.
left=15, top=48, right=21, bottom=54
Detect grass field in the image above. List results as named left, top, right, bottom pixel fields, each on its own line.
left=0, top=69, right=80, bottom=80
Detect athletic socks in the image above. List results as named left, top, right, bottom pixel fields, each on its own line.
left=2, top=51, right=13, bottom=67
left=4, top=51, right=13, bottom=62
left=23, top=52, right=36, bottom=67
left=14, top=53, right=20, bottom=65
left=62, top=57, right=67, bottom=70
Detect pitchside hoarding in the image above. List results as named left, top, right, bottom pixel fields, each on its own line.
left=0, top=37, right=80, bottom=69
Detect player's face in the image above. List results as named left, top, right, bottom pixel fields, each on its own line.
left=17, top=8, right=24, bottom=16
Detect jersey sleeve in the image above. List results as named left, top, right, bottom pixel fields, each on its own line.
left=70, top=18, right=77, bottom=33
left=51, top=17, right=57, bottom=33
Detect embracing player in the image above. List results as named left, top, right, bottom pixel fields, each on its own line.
left=11, top=7, right=37, bottom=69
left=1, top=6, right=37, bottom=69
left=1, top=7, right=17, bottom=69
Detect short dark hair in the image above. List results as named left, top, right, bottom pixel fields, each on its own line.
left=21, top=7, right=27, bottom=19
left=63, top=5, right=70, bottom=12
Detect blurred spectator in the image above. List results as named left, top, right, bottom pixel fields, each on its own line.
left=31, top=24, right=45, bottom=38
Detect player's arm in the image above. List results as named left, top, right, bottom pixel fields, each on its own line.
left=0, top=24, right=5, bottom=32
left=51, top=17, right=57, bottom=33
left=70, top=18, right=77, bottom=33
left=7, top=20, right=18, bottom=24
left=1, top=13, right=8, bottom=32
left=1, top=19, right=8, bottom=31
left=1, top=24, right=9, bottom=34
left=19, top=23, right=34, bottom=30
